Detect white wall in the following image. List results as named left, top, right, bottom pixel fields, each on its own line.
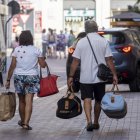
left=96, top=0, right=111, bottom=29
left=31, top=0, right=63, bottom=32
left=111, top=0, right=136, bottom=11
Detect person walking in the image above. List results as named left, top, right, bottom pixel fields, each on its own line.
left=5, top=30, right=47, bottom=130
left=42, top=29, right=48, bottom=57
left=68, top=30, right=75, bottom=47
left=57, top=30, right=66, bottom=59
left=47, top=29, right=57, bottom=58
left=67, top=20, right=118, bottom=131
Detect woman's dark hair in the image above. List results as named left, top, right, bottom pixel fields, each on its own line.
left=19, top=30, right=33, bottom=46
left=76, top=32, right=86, bottom=39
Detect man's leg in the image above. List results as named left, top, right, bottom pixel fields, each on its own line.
left=83, top=98, right=92, bottom=124
left=94, top=101, right=101, bottom=125
left=93, top=83, right=105, bottom=129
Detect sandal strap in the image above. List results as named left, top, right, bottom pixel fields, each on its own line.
left=22, top=124, right=32, bottom=130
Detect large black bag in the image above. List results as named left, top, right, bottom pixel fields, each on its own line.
left=56, top=90, right=82, bottom=119
left=87, top=36, right=113, bottom=81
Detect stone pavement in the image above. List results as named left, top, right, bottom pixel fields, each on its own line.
left=0, top=48, right=140, bottom=140
left=0, top=81, right=140, bottom=140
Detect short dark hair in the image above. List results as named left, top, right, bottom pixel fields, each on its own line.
left=85, top=20, right=98, bottom=33
left=19, top=30, right=33, bottom=46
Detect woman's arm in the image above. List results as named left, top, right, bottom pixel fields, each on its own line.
left=38, top=57, right=48, bottom=68
left=5, top=57, right=16, bottom=88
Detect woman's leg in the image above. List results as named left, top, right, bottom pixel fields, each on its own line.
left=18, top=94, right=25, bottom=122
left=23, top=93, right=34, bottom=126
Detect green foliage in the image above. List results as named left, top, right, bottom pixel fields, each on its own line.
left=128, top=0, right=140, bottom=13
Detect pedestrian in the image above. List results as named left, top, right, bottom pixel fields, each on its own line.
left=5, top=30, right=48, bottom=130
left=67, top=20, right=118, bottom=131
left=47, top=28, right=57, bottom=58
left=42, top=28, right=48, bottom=57
left=68, top=30, right=75, bottom=47
left=57, top=30, right=66, bottom=59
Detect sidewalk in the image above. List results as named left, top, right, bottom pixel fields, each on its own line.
left=0, top=49, right=140, bottom=140
left=0, top=80, right=140, bottom=140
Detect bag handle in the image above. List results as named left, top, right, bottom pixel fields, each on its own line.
left=110, top=84, right=120, bottom=95
left=66, top=87, right=81, bottom=113
left=111, top=84, right=119, bottom=91
left=40, top=65, right=51, bottom=79
left=87, top=36, right=98, bottom=65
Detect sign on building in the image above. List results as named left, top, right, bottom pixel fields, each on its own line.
left=35, top=11, right=42, bottom=33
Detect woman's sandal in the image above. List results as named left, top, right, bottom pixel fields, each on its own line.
left=18, top=120, right=23, bottom=127
left=22, top=124, right=32, bottom=130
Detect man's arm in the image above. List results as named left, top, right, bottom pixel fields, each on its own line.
left=67, top=57, right=80, bottom=87
left=105, top=56, right=118, bottom=85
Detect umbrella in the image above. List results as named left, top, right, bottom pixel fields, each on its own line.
left=108, top=12, right=140, bottom=19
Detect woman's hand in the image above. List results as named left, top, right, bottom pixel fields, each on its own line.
left=5, top=81, right=10, bottom=89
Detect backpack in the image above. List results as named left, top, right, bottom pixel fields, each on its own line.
left=49, top=34, right=55, bottom=43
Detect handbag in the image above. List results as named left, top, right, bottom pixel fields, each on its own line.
left=0, top=90, right=16, bottom=121
left=87, top=36, right=113, bottom=81
left=56, top=88, right=83, bottom=119
left=101, top=85, right=127, bottom=119
left=37, top=66, right=59, bottom=97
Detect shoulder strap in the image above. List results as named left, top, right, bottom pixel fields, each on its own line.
left=87, top=36, right=98, bottom=64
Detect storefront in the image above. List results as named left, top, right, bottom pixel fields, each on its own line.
left=64, top=9, right=95, bottom=34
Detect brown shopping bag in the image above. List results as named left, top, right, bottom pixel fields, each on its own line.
left=0, top=91, right=16, bottom=121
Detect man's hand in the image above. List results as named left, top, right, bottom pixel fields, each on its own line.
left=113, top=74, right=118, bottom=85
left=67, top=77, right=73, bottom=88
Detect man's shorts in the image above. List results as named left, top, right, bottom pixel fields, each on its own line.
left=14, top=75, right=40, bottom=95
left=80, top=83, right=105, bottom=102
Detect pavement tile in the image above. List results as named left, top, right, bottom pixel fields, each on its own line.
left=1, top=70, right=140, bottom=139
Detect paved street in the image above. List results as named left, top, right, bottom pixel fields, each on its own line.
left=0, top=49, right=140, bottom=140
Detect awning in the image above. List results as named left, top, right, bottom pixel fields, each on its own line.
left=108, top=12, right=140, bottom=19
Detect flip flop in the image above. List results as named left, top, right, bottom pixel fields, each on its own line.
left=22, top=124, right=32, bottom=130
left=18, top=120, right=23, bottom=127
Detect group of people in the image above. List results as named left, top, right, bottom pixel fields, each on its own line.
left=42, top=28, right=75, bottom=59
left=5, top=20, right=118, bottom=132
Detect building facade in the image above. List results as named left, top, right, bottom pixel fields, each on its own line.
left=0, top=0, right=8, bottom=52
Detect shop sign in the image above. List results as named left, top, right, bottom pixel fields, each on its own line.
left=35, top=11, right=42, bottom=33
left=64, top=10, right=95, bottom=17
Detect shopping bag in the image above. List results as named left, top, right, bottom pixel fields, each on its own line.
left=101, top=85, right=127, bottom=119
left=37, top=66, right=59, bottom=97
left=56, top=88, right=82, bottom=119
left=0, top=91, right=16, bottom=121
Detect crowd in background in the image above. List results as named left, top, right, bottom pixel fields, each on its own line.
left=42, top=28, right=76, bottom=59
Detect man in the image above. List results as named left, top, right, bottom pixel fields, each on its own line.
left=67, top=20, right=118, bottom=131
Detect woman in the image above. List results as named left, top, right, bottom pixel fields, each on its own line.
left=5, top=30, right=47, bottom=130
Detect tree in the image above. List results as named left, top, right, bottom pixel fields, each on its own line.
left=128, top=0, right=140, bottom=13
left=136, top=0, right=140, bottom=4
